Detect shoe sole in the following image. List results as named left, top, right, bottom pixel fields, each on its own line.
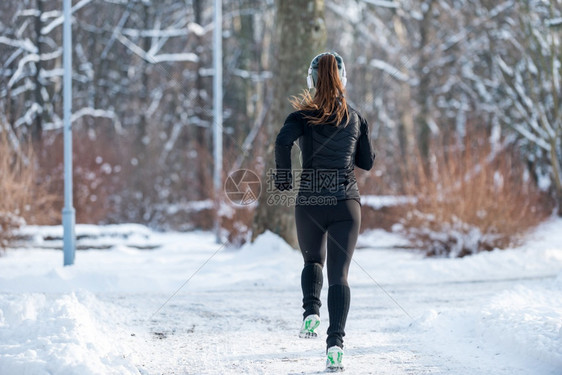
left=299, top=331, right=318, bottom=338
left=325, top=365, right=345, bottom=372
left=299, top=316, right=321, bottom=338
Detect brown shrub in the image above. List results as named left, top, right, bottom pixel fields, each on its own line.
left=397, top=129, right=551, bottom=257
left=34, top=129, right=126, bottom=225
left=0, top=129, right=58, bottom=250
left=354, top=134, right=411, bottom=232
left=221, top=205, right=255, bottom=247
left=33, top=127, right=227, bottom=230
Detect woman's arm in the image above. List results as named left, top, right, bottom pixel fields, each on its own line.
left=274, top=113, right=303, bottom=190
left=355, top=115, right=375, bottom=171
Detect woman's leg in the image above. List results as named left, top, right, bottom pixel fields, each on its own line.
left=325, top=199, right=361, bottom=348
left=295, top=204, right=327, bottom=318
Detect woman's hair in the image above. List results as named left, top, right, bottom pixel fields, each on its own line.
left=290, top=54, right=349, bottom=126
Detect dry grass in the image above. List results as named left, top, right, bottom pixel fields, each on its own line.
left=34, top=130, right=129, bottom=225
left=354, top=135, right=412, bottom=232
left=0, top=130, right=58, bottom=251
left=398, top=130, right=551, bottom=257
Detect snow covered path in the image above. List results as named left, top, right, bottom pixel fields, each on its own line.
left=1, top=219, right=562, bottom=374
left=104, top=277, right=560, bottom=375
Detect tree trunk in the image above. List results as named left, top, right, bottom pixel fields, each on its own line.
left=550, top=136, right=562, bottom=216
left=416, top=0, right=435, bottom=161
left=251, top=0, right=326, bottom=248
left=32, top=0, right=44, bottom=142
left=193, top=0, right=209, bottom=149
left=192, top=0, right=211, bottom=202
left=393, top=14, right=415, bottom=156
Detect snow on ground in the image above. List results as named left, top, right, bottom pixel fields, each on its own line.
left=0, top=218, right=561, bottom=374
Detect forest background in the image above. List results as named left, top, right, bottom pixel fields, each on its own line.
left=1, top=0, right=561, bottom=256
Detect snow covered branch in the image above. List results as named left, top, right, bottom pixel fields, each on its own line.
left=369, top=59, right=409, bottom=82
left=120, top=23, right=206, bottom=38
left=0, top=36, right=37, bottom=54
left=41, top=0, right=93, bottom=35
left=546, top=17, right=562, bottom=27
left=116, top=33, right=198, bottom=64
left=43, top=108, right=122, bottom=133
left=359, top=0, right=399, bottom=9
left=8, top=49, right=62, bottom=88
left=14, top=103, right=42, bottom=129
left=150, top=53, right=199, bottom=64
left=232, top=69, right=273, bottom=81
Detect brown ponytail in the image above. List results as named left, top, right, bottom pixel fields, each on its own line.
left=290, top=54, right=349, bottom=126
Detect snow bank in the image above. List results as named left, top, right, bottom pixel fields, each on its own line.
left=357, top=228, right=411, bottom=248
left=0, top=292, right=138, bottom=375
left=3, top=221, right=562, bottom=293
left=15, top=224, right=160, bottom=250
left=351, top=217, right=562, bottom=286
left=402, top=218, right=562, bottom=375
left=1, top=219, right=561, bottom=374
left=411, top=273, right=562, bottom=374
left=18, top=223, right=154, bottom=240
left=194, top=230, right=300, bottom=289
left=360, top=194, right=416, bottom=210
left=482, top=276, right=562, bottom=368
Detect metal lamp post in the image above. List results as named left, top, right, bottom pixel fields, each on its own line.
left=62, top=0, right=76, bottom=266
left=213, top=0, right=222, bottom=243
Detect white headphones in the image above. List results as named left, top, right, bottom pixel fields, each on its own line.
left=306, top=52, right=347, bottom=89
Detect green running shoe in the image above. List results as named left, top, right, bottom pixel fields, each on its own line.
left=298, top=314, right=320, bottom=338
left=326, top=346, right=344, bottom=372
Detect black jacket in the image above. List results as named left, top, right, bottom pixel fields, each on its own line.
left=274, top=106, right=375, bottom=204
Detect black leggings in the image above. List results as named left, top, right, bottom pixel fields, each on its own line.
left=295, top=199, right=361, bottom=285
left=295, top=199, right=361, bottom=349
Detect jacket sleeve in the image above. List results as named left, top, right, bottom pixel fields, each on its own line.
left=274, top=113, right=303, bottom=190
left=355, top=114, right=375, bottom=171
left=275, top=113, right=303, bottom=171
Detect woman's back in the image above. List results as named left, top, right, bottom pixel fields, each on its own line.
left=275, top=106, right=374, bottom=203
left=301, top=108, right=363, bottom=170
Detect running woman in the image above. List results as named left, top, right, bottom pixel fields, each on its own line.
left=274, top=52, right=375, bottom=371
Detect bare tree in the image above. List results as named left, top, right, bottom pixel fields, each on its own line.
left=252, top=0, right=326, bottom=248
left=492, top=0, right=562, bottom=213
left=2, top=0, right=559, bottom=227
